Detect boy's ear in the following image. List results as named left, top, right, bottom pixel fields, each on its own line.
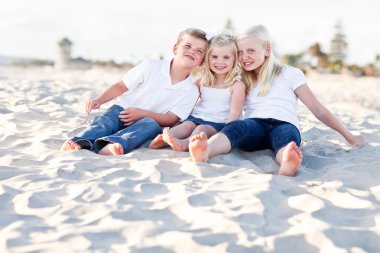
left=173, top=43, right=178, bottom=55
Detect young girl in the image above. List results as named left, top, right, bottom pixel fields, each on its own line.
left=149, top=33, right=246, bottom=151
left=189, top=25, right=366, bottom=176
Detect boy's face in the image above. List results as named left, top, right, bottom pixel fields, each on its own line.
left=173, top=34, right=207, bottom=69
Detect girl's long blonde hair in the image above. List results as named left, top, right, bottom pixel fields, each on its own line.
left=201, top=33, right=241, bottom=88
left=237, top=25, right=282, bottom=96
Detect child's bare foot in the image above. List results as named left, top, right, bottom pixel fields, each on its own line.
left=189, top=132, right=209, bottom=162
left=279, top=142, right=303, bottom=177
left=148, top=134, right=168, bottom=149
left=61, top=140, right=81, bottom=151
left=162, top=128, right=188, bottom=152
left=98, top=143, right=124, bottom=155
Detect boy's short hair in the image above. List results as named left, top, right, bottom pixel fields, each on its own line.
left=177, top=28, right=208, bottom=44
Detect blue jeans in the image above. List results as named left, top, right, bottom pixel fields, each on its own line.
left=71, top=105, right=162, bottom=154
left=220, top=118, right=301, bottom=154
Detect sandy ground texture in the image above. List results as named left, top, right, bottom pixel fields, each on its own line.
left=0, top=66, right=379, bottom=253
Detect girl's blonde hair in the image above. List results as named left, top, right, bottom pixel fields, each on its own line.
left=201, top=33, right=241, bottom=88
left=237, top=25, right=282, bottom=96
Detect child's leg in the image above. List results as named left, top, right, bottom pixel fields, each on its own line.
left=189, top=119, right=266, bottom=162
left=98, top=142, right=124, bottom=155
left=270, top=122, right=303, bottom=176
left=148, top=133, right=167, bottom=149
left=95, top=117, right=162, bottom=155
left=61, top=140, right=81, bottom=151
left=149, top=121, right=197, bottom=149
left=162, top=121, right=198, bottom=151
left=189, top=132, right=232, bottom=162
left=191, top=125, right=218, bottom=138
left=164, top=124, right=218, bottom=152
left=61, top=105, right=123, bottom=151
left=276, top=142, right=303, bottom=177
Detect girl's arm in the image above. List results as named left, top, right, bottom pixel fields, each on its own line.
left=295, top=84, right=366, bottom=147
left=226, top=80, right=246, bottom=123
left=86, top=80, right=128, bottom=115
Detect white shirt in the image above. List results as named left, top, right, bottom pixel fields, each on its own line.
left=191, top=85, right=232, bottom=123
left=244, top=65, right=306, bottom=130
left=115, top=59, right=199, bottom=121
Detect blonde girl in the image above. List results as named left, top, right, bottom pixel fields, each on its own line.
left=149, top=33, right=246, bottom=151
left=189, top=25, right=366, bottom=176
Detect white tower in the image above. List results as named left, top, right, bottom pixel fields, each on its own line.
left=330, top=20, right=348, bottom=63
left=55, top=37, right=72, bottom=70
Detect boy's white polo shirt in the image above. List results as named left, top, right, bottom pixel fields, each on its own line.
left=115, top=59, right=199, bottom=121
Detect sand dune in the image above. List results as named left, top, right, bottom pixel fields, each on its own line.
left=0, top=66, right=379, bottom=252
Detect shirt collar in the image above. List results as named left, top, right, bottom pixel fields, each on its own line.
left=160, top=59, right=193, bottom=91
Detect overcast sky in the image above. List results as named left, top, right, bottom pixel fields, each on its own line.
left=1, top=0, right=379, bottom=65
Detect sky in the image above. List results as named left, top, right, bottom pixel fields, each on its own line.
left=1, top=0, right=379, bottom=65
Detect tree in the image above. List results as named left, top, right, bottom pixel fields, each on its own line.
left=308, top=43, right=329, bottom=69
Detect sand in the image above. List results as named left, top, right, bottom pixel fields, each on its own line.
left=0, top=66, right=379, bottom=252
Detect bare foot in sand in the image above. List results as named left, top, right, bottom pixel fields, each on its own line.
left=189, top=132, right=209, bottom=162
left=61, top=140, right=81, bottom=151
left=278, top=142, right=303, bottom=177
left=162, top=127, right=188, bottom=151
left=98, top=143, right=124, bottom=155
left=148, top=133, right=168, bottom=149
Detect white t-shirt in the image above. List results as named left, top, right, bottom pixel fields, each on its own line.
left=191, top=85, right=232, bottom=123
left=243, top=65, right=306, bottom=130
left=115, top=59, right=199, bottom=121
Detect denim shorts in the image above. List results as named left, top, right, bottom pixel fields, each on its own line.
left=186, top=115, right=225, bottom=132
left=220, top=118, right=301, bottom=154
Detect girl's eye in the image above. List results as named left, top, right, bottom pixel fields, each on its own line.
left=223, top=56, right=230, bottom=60
left=211, top=55, right=218, bottom=59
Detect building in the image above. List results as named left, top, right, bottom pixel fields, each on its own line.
left=54, top=37, right=92, bottom=70
left=330, top=21, right=348, bottom=63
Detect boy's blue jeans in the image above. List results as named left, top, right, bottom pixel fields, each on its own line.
left=71, top=105, right=162, bottom=154
left=220, top=118, right=301, bottom=155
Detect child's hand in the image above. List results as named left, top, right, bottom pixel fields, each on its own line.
left=86, top=99, right=101, bottom=115
left=119, top=107, right=146, bottom=126
left=349, top=135, right=367, bottom=147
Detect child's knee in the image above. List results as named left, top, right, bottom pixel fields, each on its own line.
left=181, top=120, right=197, bottom=131
left=194, top=124, right=212, bottom=132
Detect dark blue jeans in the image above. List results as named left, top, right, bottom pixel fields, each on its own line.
left=220, top=118, right=301, bottom=154
left=71, top=105, right=162, bottom=154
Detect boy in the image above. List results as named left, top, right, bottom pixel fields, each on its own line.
left=61, top=28, right=208, bottom=155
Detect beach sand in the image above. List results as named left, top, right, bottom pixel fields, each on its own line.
left=0, top=66, right=379, bottom=252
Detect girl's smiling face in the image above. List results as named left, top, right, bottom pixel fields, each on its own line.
left=237, top=36, right=269, bottom=72
left=208, top=44, right=236, bottom=76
